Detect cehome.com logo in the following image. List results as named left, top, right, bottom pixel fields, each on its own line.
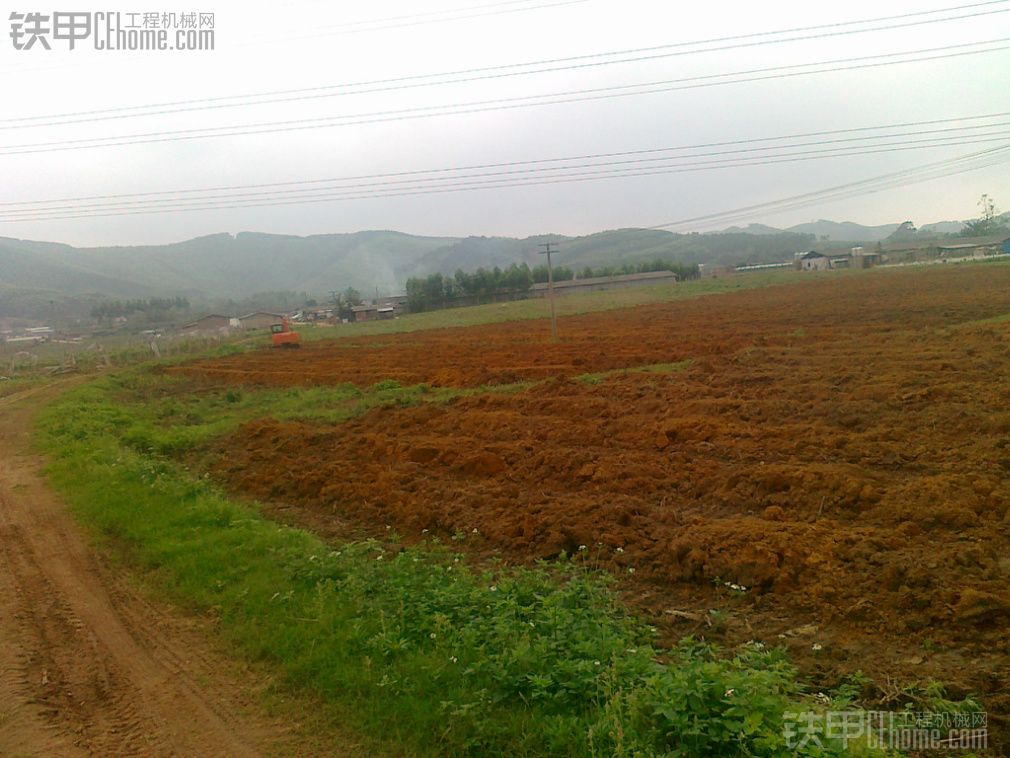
left=9, top=11, right=215, bottom=51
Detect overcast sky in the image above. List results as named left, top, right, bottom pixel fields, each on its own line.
left=2, top=0, right=1009, bottom=247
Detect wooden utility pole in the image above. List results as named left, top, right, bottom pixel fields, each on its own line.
left=538, top=242, right=559, bottom=340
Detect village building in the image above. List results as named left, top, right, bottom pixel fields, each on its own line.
left=178, top=314, right=233, bottom=336
left=350, top=304, right=396, bottom=322
left=936, top=235, right=1010, bottom=259
left=237, top=312, right=284, bottom=330
left=796, top=251, right=830, bottom=271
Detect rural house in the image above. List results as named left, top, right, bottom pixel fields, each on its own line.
left=796, top=251, right=830, bottom=271
left=936, top=235, right=1010, bottom=259
left=350, top=304, right=396, bottom=322
left=178, top=314, right=233, bottom=336
left=238, top=311, right=284, bottom=330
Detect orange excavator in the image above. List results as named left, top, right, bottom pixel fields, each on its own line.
left=270, top=316, right=301, bottom=348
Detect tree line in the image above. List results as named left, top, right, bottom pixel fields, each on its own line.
left=90, top=297, right=190, bottom=321
left=406, top=259, right=698, bottom=311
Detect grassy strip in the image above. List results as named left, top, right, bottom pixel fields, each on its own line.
left=0, top=374, right=51, bottom=399
left=290, top=270, right=814, bottom=342
left=105, top=372, right=535, bottom=456
left=38, top=374, right=891, bottom=756
left=575, top=360, right=693, bottom=385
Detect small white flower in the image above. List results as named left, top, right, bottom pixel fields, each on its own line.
left=422, top=528, right=429, bottom=534
left=594, top=660, right=601, bottom=666
left=812, top=643, right=823, bottom=651
left=385, top=524, right=391, bottom=530
left=376, top=555, right=384, bottom=561
left=490, top=585, right=498, bottom=592
left=528, top=621, right=535, bottom=627
left=724, top=689, right=735, bottom=697
left=430, top=632, right=437, bottom=639
left=472, top=528, right=479, bottom=534
left=450, top=656, right=458, bottom=663
left=615, top=547, right=624, bottom=553
left=578, top=545, right=587, bottom=551
left=627, top=567, right=636, bottom=574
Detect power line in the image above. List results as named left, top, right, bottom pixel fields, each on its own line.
left=3, top=1, right=1007, bottom=129
left=4, top=137, right=1009, bottom=223
left=2, top=39, right=1008, bottom=157
left=5, top=111, right=1007, bottom=208
left=5, top=136, right=1010, bottom=218
left=0, top=0, right=592, bottom=78
left=5, top=127, right=1010, bottom=216
left=647, top=145, right=1010, bottom=229
left=5, top=146, right=1008, bottom=228
left=272, top=0, right=589, bottom=38
left=311, top=0, right=585, bottom=29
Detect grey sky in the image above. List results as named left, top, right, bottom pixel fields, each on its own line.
left=2, top=0, right=1009, bottom=246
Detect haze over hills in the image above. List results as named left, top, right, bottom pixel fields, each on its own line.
left=0, top=213, right=999, bottom=321
left=722, top=218, right=970, bottom=240
left=1, top=227, right=816, bottom=303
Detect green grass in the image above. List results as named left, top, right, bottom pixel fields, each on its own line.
left=295, top=270, right=811, bottom=341
left=34, top=371, right=898, bottom=757
left=28, top=258, right=996, bottom=754
left=575, top=360, right=693, bottom=385
left=336, top=258, right=1010, bottom=342
left=952, top=311, right=1010, bottom=328
left=0, top=374, right=50, bottom=399
left=105, top=372, right=536, bottom=457
left=2, top=269, right=802, bottom=384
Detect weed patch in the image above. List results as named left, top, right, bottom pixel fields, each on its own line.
left=37, top=375, right=900, bottom=755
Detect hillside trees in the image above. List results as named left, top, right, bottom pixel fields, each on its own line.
left=962, top=194, right=1009, bottom=237
left=90, top=296, right=190, bottom=322
left=330, top=287, right=363, bottom=321
left=405, top=258, right=699, bottom=311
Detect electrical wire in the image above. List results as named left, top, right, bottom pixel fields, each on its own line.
left=5, top=127, right=1010, bottom=215
left=647, top=145, right=1010, bottom=229
left=2, top=39, right=1007, bottom=157
left=3, top=138, right=1008, bottom=223
left=3, top=1, right=1007, bottom=129
left=5, top=111, right=1007, bottom=208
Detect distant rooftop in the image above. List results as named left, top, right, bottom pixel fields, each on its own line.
left=531, top=270, right=678, bottom=290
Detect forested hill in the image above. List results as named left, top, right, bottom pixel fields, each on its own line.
left=0, top=227, right=816, bottom=308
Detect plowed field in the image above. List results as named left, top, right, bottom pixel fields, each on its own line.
left=177, top=265, right=1010, bottom=726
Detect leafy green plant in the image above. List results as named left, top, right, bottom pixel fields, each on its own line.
left=36, top=374, right=897, bottom=756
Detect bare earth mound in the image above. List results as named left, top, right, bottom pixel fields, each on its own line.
left=189, top=266, right=1010, bottom=730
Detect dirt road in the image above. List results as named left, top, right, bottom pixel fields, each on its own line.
left=0, top=381, right=349, bottom=757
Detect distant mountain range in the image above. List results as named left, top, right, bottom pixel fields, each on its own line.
left=722, top=218, right=968, bottom=241
left=0, top=214, right=993, bottom=319
left=0, top=227, right=814, bottom=303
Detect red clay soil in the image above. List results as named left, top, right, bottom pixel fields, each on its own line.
left=172, top=266, right=1010, bottom=389
left=200, top=265, right=1010, bottom=732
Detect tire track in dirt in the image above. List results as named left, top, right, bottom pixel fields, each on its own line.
left=0, top=381, right=353, bottom=757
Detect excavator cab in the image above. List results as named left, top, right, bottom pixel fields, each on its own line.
left=270, top=317, right=301, bottom=348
